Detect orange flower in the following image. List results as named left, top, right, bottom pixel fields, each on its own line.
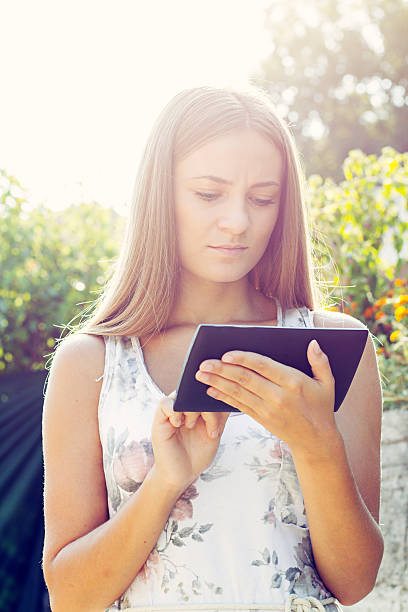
left=364, top=307, right=374, bottom=318
left=398, top=294, right=408, bottom=304
left=390, top=330, right=401, bottom=342
left=375, top=297, right=387, bottom=307
left=395, top=278, right=406, bottom=287
left=387, top=290, right=395, bottom=297
left=350, top=302, right=357, bottom=310
left=376, top=347, right=384, bottom=355
left=375, top=311, right=385, bottom=320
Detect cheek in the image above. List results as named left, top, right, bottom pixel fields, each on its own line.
left=175, top=199, right=213, bottom=234
left=174, top=204, right=209, bottom=255
left=256, top=209, right=279, bottom=247
left=253, top=234, right=273, bottom=262
left=175, top=202, right=193, bottom=238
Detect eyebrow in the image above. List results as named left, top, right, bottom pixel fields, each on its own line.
left=191, top=175, right=280, bottom=188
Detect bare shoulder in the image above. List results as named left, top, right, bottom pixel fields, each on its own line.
left=312, top=309, right=368, bottom=330
left=311, top=309, right=379, bottom=397
left=50, top=332, right=106, bottom=381
left=313, top=310, right=381, bottom=406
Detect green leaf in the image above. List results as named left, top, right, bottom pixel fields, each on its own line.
left=172, top=536, right=185, bottom=547
left=179, top=526, right=195, bottom=538
left=198, top=523, right=213, bottom=533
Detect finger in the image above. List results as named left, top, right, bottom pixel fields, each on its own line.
left=206, top=381, right=267, bottom=416
left=159, top=395, right=182, bottom=428
left=216, top=410, right=231, bottom=435
left=205, top=389, right=256, bottom=419
left=198, top=362, right=284, bottom=411
left=184, top=412, right=200, bottom=429
left=220, top=351, right=302, bottom=388
left=307, top=340, right=335, bottom=386
left=152, top=398, right=180, bottom=443
left=197, top=361, right=280, bottom=398
left=200, top=411, right=224, bottom=439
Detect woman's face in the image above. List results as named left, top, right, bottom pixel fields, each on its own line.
left=173, top=128, right=283, bottom=285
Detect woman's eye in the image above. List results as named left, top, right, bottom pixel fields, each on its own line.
left=253, top=198, right=276, bottom=206
left=194, top=192, right=275, bottom=205
left=195, top=192, right=218, bottom=201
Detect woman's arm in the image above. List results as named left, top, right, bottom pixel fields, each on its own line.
left=43, top=333, right=229, bottom=612
left=194, top=310, right=384, bottom=606
left=290, top=310, right=383, bottom=606
left=42, top=334, right=185, bottom=612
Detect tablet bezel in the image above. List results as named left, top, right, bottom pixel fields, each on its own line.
left=173, top=325, right=368, bottom=413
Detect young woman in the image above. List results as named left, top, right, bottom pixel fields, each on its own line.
left=42, top=86, right=383, bottom=612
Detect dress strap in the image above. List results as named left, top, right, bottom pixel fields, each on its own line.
left=272, top=296, right=283, bottom=326
left=97, top=335, right=116, bottom=415
left=306, top=307, right=315, bottom=328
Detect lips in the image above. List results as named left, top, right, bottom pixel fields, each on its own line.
left=209, top=245, right=247, bottom=249
left=208, top=246, right=248, bottom=256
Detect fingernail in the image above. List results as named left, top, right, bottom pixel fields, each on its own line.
left=312, top=339, right=322, bottom=355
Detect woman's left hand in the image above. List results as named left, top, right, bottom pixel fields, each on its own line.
left=195, top=339, right=337, bottom=455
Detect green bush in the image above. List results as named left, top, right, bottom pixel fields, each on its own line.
left=308, top=147, right=408, bottom=311
left=307, top=147, right=408, bottom=408
left=0, top=170, right=125, bottom=373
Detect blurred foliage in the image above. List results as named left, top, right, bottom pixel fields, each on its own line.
left=309, top=147, right=408, bottom=307
left=1, top=147, right=407, bottom=407
left=308, top=147, right=408, bottom=408
left=364, top=280, right=408, bottom=408
left=0, top=169, right=125, bottom=373
left=254, top=0, right=408, bottom=178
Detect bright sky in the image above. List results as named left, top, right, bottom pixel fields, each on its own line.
left=1, top=0, right=272, bottom=214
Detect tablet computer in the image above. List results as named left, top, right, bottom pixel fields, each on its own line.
left=173, top=325, right=368, bottom=413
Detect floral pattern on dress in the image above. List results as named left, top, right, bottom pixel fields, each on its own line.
left=200, top=443, right=231, bottom=482
left=275, top=441, right=308, bottom=529
left=234, top=424, right=279, bottom=449
left=251, top=536, right=331, bottom=599
left=115, top=356, right=141, bottom=403
left=104, top=425, right=226, bottom=605
left=154, top=488, right=224, bottom=602
left=113, top=436, right=154, bottom=493
left=249, top=434, right=331, bottom=603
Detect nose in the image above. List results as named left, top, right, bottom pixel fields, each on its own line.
left=216, top=198, right=250, bottom=235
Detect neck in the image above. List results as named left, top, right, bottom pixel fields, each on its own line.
left=167, top=273, right=275, bottom=328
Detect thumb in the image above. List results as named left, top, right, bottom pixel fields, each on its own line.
left=307, top=339, right=334, bottom=386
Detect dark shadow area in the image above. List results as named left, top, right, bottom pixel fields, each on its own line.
left=0, top=371, right=51, bottom=612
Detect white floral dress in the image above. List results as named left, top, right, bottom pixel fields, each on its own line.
left=98, top=301, right=340, bottom=612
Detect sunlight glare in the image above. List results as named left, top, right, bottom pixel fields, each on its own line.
left=0, top=0, right=272, bottom=213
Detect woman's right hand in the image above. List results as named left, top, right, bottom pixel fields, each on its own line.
left=151, top=391, right=230, bottom=492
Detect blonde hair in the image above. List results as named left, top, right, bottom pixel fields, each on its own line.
left=79, top=85, right=320, bottom=339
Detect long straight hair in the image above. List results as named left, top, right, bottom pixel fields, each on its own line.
left=79, top=85, right=320, bottom=339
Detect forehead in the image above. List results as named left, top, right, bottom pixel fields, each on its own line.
left=175, top=129, right=283, bottom=182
